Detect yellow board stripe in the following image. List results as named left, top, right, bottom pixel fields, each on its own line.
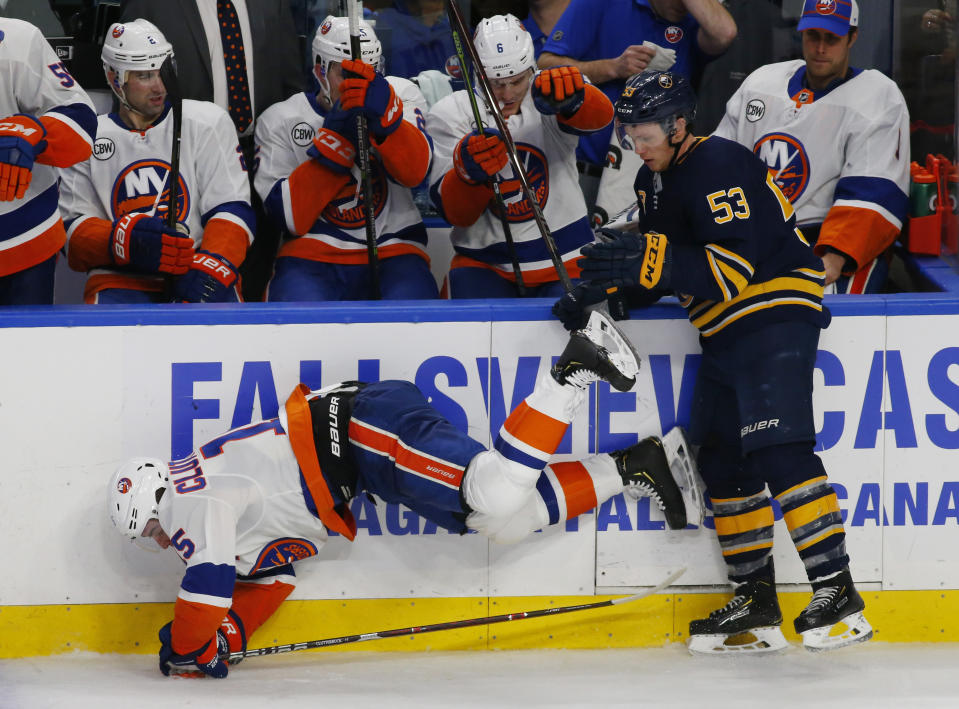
left=4, top=589, right=959, bottom=656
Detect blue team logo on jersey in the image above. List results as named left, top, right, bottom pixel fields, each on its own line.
left=111, top=159, right=190, bottom=223
left=489, top=143, right=549, bottom=223
left=250, top=538, right=320, bottom=574
left=753, top=133, right=810, bottom=203
left=322, top=160, right=388, bottom=229
left=665, top=26, right=684, bottom=43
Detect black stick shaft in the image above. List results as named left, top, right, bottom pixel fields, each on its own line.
left=444, top=0, right=573, bottom=293
left=228, top=568, right=685, bottom=662
left=159, top=56, right=182, bottom=229
left=348, top=1, right=380, bottom=299
left=445, top=3, right=526, bottom=296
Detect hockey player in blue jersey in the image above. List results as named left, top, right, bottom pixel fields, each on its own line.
left=556, top=71, right=872, bottom=654
left=107, top=313, right=693, bottom=678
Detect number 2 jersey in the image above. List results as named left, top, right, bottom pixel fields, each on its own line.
left=714, top=60, right=910, bottom=290
left=0, top=18, right=95, bottom=277
left=627, top=135, right=829, bottom=347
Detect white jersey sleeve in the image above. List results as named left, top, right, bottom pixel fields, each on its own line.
left=0, top=18, right=96, bottom=277
left=710, top=60, right=910, bottom=271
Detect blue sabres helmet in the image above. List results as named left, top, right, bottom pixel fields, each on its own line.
left=614, top=71, right=697, bottom=128
left=614, top=71, right=697, bottom=151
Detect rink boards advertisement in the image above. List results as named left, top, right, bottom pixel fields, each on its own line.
left=1, top=298, right=959, bottom=652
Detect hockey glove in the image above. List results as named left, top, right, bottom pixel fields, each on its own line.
left=339, top=58, right=403, bottom=139
left=531, top=67, right=585, bottom=117
left=453, top=129, right=508, bottom=185
left=0, top=114, right=47, bottom=201
left=158, top=622, right=229, bottom=679
left=215, top=610, right=247, bottom=665
left=109, top=213, right=195, bottom=274
left=173, top=250, right=240, bottom=303
left=579, top=229, right=672, bottom=290
left=307, top=122, right=356, bottom=176
left=551, top=281, right=611, bottom=331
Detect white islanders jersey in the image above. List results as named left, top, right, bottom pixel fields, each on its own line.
left=714, top=59, right=909, bottom=271
left=159, top=416, right=326, bottom=610
left=0, top=18, right=95, bottom=276
left=254, top=77, right=430, bottom=262
left=427, top=88, right=591, bottom=282
left=60, top=100, right=254, bottom=284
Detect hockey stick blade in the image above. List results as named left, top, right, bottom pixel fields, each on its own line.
left=229, top=567, right=686, bottom=663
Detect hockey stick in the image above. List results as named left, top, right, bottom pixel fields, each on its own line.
left=347, top=0, right=381, bottom=299
left=228, top=567, right=685, bottom=662
left=445, top=0, right=572, bottom=292
left=446, top=2, right=526, bottom=296
left=158, top=56, right=182, bottom=231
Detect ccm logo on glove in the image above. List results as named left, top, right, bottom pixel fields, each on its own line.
left=640, top=232, right=667, bottom=289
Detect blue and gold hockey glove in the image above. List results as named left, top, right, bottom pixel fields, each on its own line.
left=532, top=67, right=585, bottom=117
left=579, top=228, right=671, bottom=290
left=552, top=281, right=611, bottom=331
left=158, top=622, right=228, bottom=679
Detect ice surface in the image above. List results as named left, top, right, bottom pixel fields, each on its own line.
left=1, top=643, right=956, bottom=709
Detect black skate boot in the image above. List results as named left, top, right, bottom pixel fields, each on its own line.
left=687, top=575, right=788, bottom=655
left=612, top=436, right=687, bottom=530
left=551, top=310, right=640, bottom=392
left=794, top=568, right=873, bottom=652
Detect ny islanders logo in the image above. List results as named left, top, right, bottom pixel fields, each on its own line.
left=323, top=160, right=388, bottom=228
left=116, top=477, right=132, bottom=494
left=816, top=0, right=838, bottom=14
left=665, top=26, right=684, bottom=43
left=111, top=159, right=190, bottom=222
left=488, top=143, right=549, bottom=222
left=250, top=538, right=319, bottom=574
left=753, top=133, right=810, bottom=203
left=112, top=26, right=125, bottom=38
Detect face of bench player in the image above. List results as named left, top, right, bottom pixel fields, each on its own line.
left=320, top=61, right=346, bottom=105
left=802, top=28, right=857, bottom=90
left=491, top=68, right=533, bottom=118
left=141, top=518, right=171, bottom=549
left=623, top=116, right=689, bottom=173
left=123, top=70, right=168, bottom=122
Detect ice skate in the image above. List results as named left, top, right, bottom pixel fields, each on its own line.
left=658, top=427, right=704, bottom=526
left=687, top=577, right=788, bottom=655
left=551, top=309, right=641, bottom=392
left=612, top=435, right=687, bottom=530
left=794, top=569, right=873, bottom=652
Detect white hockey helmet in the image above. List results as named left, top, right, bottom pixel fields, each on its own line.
left=102, top=19, right=173, bottom=104
left=312, top=15, right=383, bottom=95
left=473, top=14, right=535, bottom=80
left=108, top=457, right=169, bottom=542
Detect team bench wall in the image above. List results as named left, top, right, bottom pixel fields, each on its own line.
left=1, top=298, right=958, bottom=654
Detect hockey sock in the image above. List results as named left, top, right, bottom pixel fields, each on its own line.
left=538, top=456, right=623, bottom=524
left=774, top=475, right=849, bottom=582
left=711, top=491, right=775, bottom=584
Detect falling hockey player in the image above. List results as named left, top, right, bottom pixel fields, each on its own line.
left=107, top=311, right=694, bottom=678
left=560, top=70, right=873, bottom=654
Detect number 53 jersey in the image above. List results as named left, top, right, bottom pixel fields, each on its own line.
left=631, top=135, right=830, bottom=347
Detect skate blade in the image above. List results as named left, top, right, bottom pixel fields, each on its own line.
left=660, top=427, right=704, bottom=527
left=578, top=310, right=642, bottom=392
left=800, top=611, right=874, bottom=652
left=687, top=627, right=789, bottom=656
